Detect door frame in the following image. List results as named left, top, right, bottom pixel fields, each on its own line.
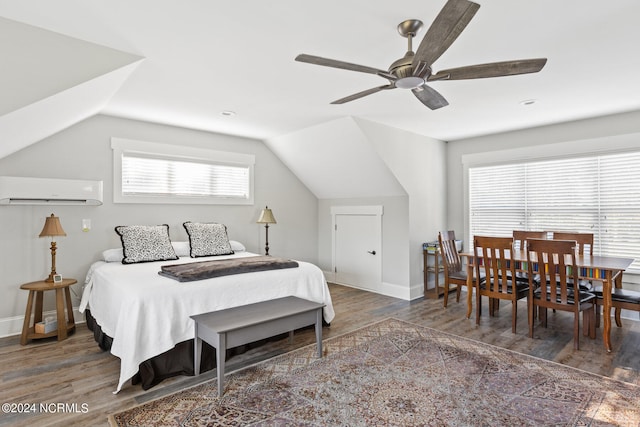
left=330, top=205, right=383, bottom=286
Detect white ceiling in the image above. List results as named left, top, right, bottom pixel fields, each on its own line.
left=1, top=0, right=640, bottom=147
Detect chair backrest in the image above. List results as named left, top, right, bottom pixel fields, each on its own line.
left=512, top=230, right=547, bottom=251
left=439, top=231, right=462, bottom=274
left=552, top=232, right=594, bottom=255
left=473, top=235, right=516, bottom=295
left=527, top=238, right=580, bottom=306
left=440, top=230, right=456, bottom=241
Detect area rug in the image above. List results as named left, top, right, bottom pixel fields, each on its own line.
left=110, top=318, right=640, bottom=426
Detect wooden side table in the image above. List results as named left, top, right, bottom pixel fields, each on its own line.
left=20, top=278, right=77, bottom=345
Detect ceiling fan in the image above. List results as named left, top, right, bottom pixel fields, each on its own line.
left=295, top=0, right=547, bottom=110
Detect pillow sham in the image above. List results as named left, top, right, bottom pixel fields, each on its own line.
left=229, top=240, right=246, bottom=252
left=183, top=222, right=234, bottom=257
left=115, top=224, right=178, bottom=264
left=171, top=241, right=191, bottom=257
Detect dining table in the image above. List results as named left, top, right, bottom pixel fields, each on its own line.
left=460, top=249, right=634, bottom=353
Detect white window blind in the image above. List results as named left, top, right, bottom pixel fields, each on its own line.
left=469, top=150, right=640, bottom=271
left=112, top=138, right=254, bottom=205
left=122, top=154, right=249, bottom=198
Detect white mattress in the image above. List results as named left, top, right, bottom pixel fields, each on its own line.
left=79, top=252, right=335, bottom=393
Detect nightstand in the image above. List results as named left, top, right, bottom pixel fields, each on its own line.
left=20, top=278, right=77, bottom=345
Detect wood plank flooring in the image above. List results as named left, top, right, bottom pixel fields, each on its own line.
left=1, top=283, right=639, bottom=426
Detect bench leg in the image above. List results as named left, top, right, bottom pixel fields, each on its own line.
left=315, top=309, right=323, bottom=358
left=217, top=332, right=226, bottom=396
left=194, top=329, right=202, bottom=376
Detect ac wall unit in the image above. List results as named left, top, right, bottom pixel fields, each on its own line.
left=0, top=176, right=103, bottom=205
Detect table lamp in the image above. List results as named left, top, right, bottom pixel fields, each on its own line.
left=39, top=213, right=67, bottom=283
left=256, top=206, right=276, bottom=255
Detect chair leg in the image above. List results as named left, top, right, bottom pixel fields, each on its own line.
left=574, top=311, right=580, bottom=350
left=540, top=307, right=548, bottom=328
left=512, top=300, right=517, bottom=334
left=476, top=288, right=482, bottom=325
left=455, top=283, right=461, bottom=303
left=615, top=306, right=622, bottom=328
left=528, top=300, right=535, bottom=338
left=589, top=304, right=596, bottom=339
left=443, top=281, right=450, bottom=308
left=595, top=303, right=600, bottom=328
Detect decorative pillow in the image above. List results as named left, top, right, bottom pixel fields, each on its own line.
left=229, top=240, right=246, bottom=252
left=183, top=222, right=234, bottom=257
left=115, top=224, right=178, bottom=264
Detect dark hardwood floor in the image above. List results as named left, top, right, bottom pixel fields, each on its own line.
left=1, top=283, right=639, bottom=426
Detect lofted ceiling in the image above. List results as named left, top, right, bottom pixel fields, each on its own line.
left=1, top=0, right=640, bottom=158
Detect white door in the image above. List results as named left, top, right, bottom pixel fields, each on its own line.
left=333, top=209, right=382, bottom=292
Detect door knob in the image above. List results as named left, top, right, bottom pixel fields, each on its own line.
left=367, top=250, right=376, bottom=255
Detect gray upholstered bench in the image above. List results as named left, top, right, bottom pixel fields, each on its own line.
left=191, top=296, right=325, bottom=396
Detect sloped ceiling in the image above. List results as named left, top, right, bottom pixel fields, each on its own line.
left=266, top=117, right=406, bottom=199
left=0, top=17, right=142, bottom=158
left=1, top=0, right=640, bottom=154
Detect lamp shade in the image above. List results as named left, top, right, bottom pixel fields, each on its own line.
left=256, top=206, right=276, bottom=224
left=39, top=214, right=67, bottom=238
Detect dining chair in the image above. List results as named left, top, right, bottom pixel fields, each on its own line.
left=439, top=231, right=481, bottom=308
left=526, top=238, right=596, bottom=350
left=593, top=284, right=640, bottom=328
left=512, top=230, right=547, bottom=284
left=513, top=230, right=547, bottom=251
left=473, top=235, right=528, bottom=333
left=551, top=231, right=594, bottom=291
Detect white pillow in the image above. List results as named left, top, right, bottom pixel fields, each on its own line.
left=102, top=248, right=124, bottom=262
left=172, top=241, right=191, bottom=257
left=229, top=240, right=245, bottom=252
left=102, top=241, right=191, bottom=262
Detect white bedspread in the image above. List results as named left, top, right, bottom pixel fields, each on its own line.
left=79, top=252, right=335, bottom=393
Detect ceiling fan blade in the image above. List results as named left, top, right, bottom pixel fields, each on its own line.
left=412, top=84, right=449, bottom=110
left=331, top=84, right=395, bottom=105
left=412, top=0, right=480, bottom=74
left=428, top=58, right=547, bottom=80
left=296, top=54, right=395, bottom=80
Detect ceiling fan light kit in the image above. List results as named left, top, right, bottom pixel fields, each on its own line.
left=295, top=0, right=547, bottom=110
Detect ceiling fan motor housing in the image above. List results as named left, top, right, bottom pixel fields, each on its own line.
left=390, top=53, right=428, bottom=89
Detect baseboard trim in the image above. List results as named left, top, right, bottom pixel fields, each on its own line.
left=0, top=307, right=85, bottom=338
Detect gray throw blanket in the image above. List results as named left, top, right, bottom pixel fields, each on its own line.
left=159, top=256, right=299, bottom=282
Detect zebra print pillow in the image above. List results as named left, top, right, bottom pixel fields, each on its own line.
left=183, top=222, right=234, bottom=257
left=115, top=224, right=178, bottom=264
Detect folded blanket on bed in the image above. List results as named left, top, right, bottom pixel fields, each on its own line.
left=158, top=256, right=299, bottom=282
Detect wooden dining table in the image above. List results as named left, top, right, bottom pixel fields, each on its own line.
left=460, top=249, right=634, bottom=352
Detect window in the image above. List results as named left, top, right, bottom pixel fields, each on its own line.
left=112, top=138, right=254, bottom=205
left=469, top=150, right=640, bottom=271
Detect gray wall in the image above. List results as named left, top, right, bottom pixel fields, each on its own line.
left=446, top=109, right=640, bottom=245
left=0, top=114, right=318, bottom=335
left=317, top=196, right=410, bottom=295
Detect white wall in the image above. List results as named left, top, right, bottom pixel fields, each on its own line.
left=0, top=114, right=318, bottom=336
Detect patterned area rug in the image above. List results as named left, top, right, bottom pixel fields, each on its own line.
left=110, top=318, right=640, bottom=426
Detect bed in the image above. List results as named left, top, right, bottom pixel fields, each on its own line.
left=79, top=226, right=335, bottom=393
